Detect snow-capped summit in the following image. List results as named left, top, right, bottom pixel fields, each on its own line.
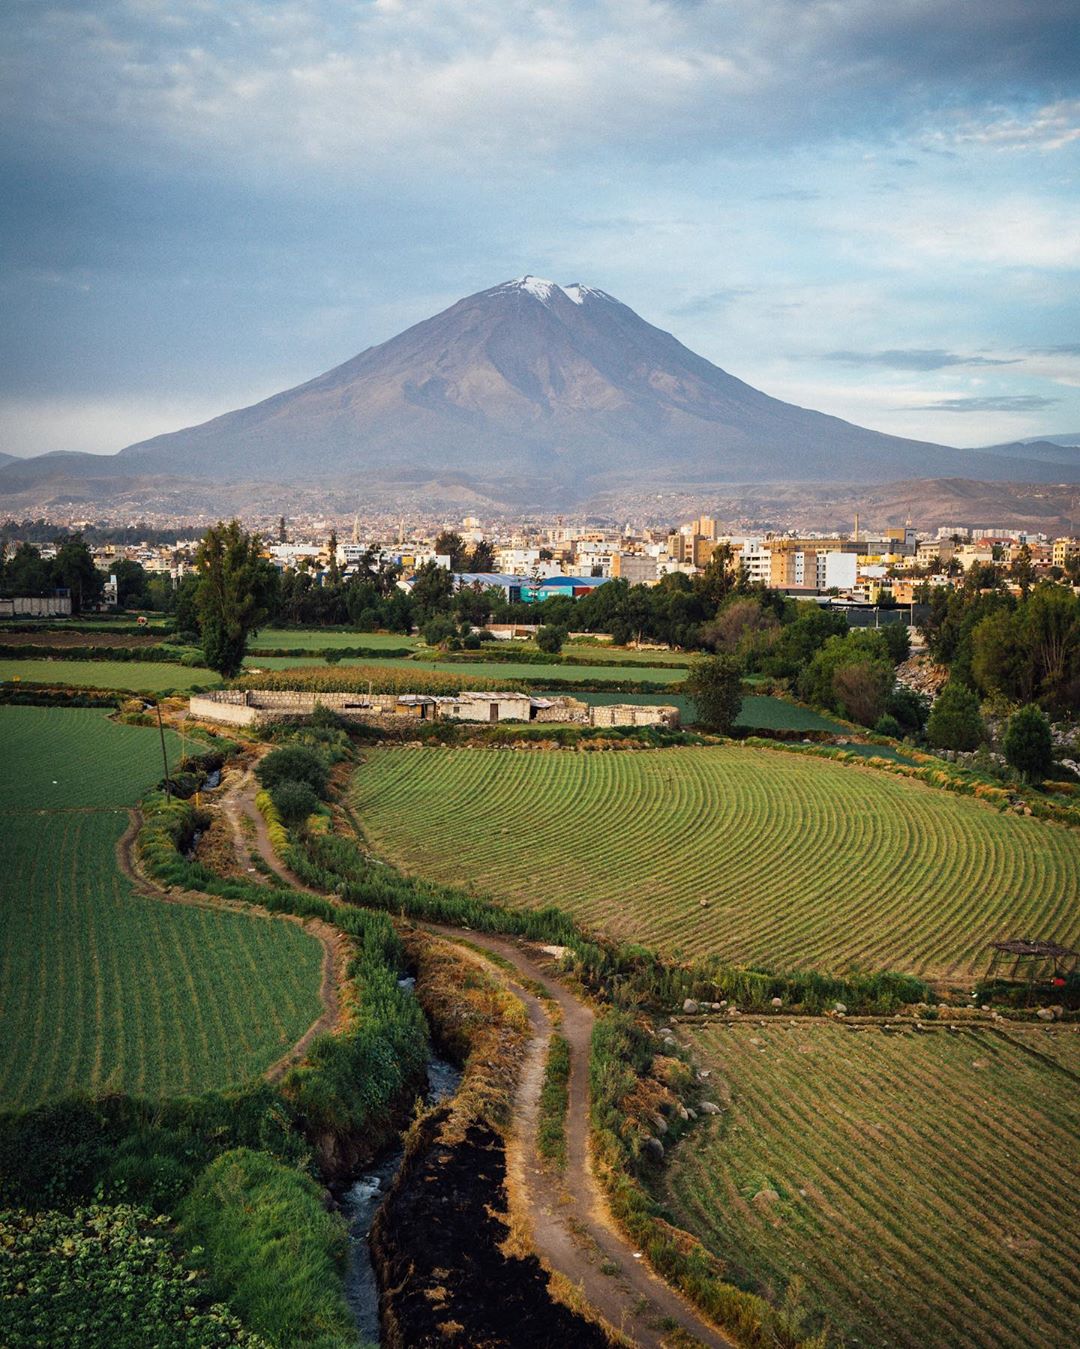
left=113, top=274, right=1012, bottom=502
left=501, top=276, right=611, bottom=307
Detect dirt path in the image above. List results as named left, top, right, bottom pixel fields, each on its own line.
left=225, top=768, right=731, bottom=1348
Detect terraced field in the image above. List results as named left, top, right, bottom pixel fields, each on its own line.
left=733, top=694, right=847, bottom=733
left=351, top=746, right=1080, bottom=977
left=0, top=707, right=323, bottom=1109
left=0, top=657, right=215, bottom=692
left=665, top=1022, right=1080, bottom=1348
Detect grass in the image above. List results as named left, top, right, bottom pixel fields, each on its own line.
left=252, top=628, right=420, bottom=651
left=536, top=1033, right=571, bottom=1169
left=350, top=745, right=1080, bottom=979
left=664, top=1021, right=1080, bottom=1349
left=0, top=656, right=216, bottom=692
left=0, top=707, right=323, bottom=1109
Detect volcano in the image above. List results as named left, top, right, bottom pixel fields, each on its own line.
left=15, top=276, right=1065, bottom=507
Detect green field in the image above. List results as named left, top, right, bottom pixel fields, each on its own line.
left=252, top=628, right=420, bottom=650
left=350, top=746, right=1080, bottom=978
left=0, top=706, right=187, bottom=810
left=665, top=1021, right=1080, bottom=1348
left=0, top=707, right=323, bottom=1109
left=0, top=657, right=216, bottom=692
left=733, top=694, right=847, bottom=733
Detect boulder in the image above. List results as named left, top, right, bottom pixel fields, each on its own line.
left=1036, top=1007, right=1055, bottom=1021
left=771, top=996, right=783, bottom=1007
left=642, top=1136, right=665, bottom=1163
left=833, top=1002, right=847, bottom=1014
left=699, top=1101, right=722, bottom=1115
left=682, top=998, right=700, bottom=1014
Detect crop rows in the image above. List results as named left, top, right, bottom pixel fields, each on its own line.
left=0, top=657, right=213, bottom=692
left=351, top=746, right=1080, bottom=978
left=0, top=706, right=323, bottom=1110
left=664, top=1022, right=1080, bottom=1348
left=0, top=812, right=323, bottom=1109
left=0, top=707, right=188, bottom=811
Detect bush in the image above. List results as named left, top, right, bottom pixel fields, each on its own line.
left=1002, top=703, right=1054, bottom=783
left=271, top=778, right=320, bottom=823
left=536, top=624, right=568, bottom=654
left=255, top=745, right=329, bottom=798
left=926, top=681, right=985, bottom=751
left=686, top=654, right=743, bottom=733
left=874, top=713, right=903, bottom=738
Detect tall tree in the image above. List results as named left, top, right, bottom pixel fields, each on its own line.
left=52, top=534, right=103, bottom=613
left=193, top=520, right=278, bottom=677
left=926, top=682, right=985, bottom=751
left=433, top=530, right=468, bottom=571
left=686, top=653, right=743, bottom=733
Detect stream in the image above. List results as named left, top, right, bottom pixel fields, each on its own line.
left=340, top=978, right=463, bottom=1345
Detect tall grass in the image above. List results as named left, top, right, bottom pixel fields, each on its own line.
left=180, top=1148, right=362, bottom=1349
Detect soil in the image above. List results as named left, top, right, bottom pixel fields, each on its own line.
left=222, top=762, right=732, bottom=1348
left=372, top=1115, right=610, bottom=1349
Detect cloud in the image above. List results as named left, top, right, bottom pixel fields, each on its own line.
left=4, top=1, right=1079, bottom=182
left=670, top=288, right=756, bottom=316
left=907, top=395, right=1061, bottom=413
left=823, top=349, right=1019, bottom=371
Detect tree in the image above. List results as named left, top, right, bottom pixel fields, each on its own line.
left=467, top=540, right=496, bottom=572
left=52, top=534, right=103, bottom=613
left=193, top=520, right=278, bottom=677
left=832, top=661, right=893, bottom=727
left=256, top=744, right=329, bottom=797
left=536, top=624, right=568, bottom=654
left=111, top=559, right=151, bottom=609
left=1010, top=543, right=1035, bottom=596
left=926, top=682, right=985, bottom=751
left=410, top=560, right=455, bottom=620
left=699, top=597, right=779, bottom=666
left=433, top=531, right=468, bottom=571
left=1002, top=704, right=1053, bottom=783
left=686, top=654, right=743, bottom=733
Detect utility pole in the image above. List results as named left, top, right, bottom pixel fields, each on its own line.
left=147, top=699, right=171, bottom=799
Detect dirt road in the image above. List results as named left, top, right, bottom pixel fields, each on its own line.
left=226, top=769, right=731, bottom=1348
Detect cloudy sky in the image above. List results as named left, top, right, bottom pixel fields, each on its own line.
left=2, top=0, right=1078, bottom=457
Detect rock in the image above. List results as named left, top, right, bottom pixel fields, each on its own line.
left=981, top=1004, right=991, bottom=1012
left=699, top=898, right=710, bottom=908
left=683, top=999, right=700, bottom=1014
left=727, top=1007, right=740, bottom=1017
left=771, top=996, right=783, bottom=1007
left=677, top=1104, right=690, bottom=1121
left=752, top=1187, right=780, bottom=1205
left=652, top=1113, right=669, bottom=1134
left=833, top=1002, right=847, bottom=1014
left=699, top=1101, right=722, bottom=1115
left=972, top=1058, right=989, bottom=1070
left=1036, top=1007, right=1055, bottom=1021
left=719, top=999, right=728, bottom=1007
left=642, top=1136, right=665, bottom=1163
left=697, top=1068, right=711, bottom=1079
left=711, top=1002, right=723, bottom=1011
left=685, top=1108, right=697, bottom=1120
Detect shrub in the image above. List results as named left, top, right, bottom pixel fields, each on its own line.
left=874, top=713, right=903, bottom=738
left=926, top=682, right=985, bottom=751
left=536, top=624, right=569, bottom=654
left=256, top=744, right=329, bottom=798
left=271, top=778, right=320, bottom=823
left=686, top=654, right=743, bottom=733
left=1002, top=704, right=1054, bottom=783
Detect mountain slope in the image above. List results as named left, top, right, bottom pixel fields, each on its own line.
left=9, top=277, right=1071, bottom=506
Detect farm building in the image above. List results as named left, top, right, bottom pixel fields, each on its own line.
left=189, top=688, right=679, bottom=730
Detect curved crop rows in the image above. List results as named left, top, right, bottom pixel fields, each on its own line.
left=0, top=707, right=323, bottom=1109
left=665, top=1022, right=1080, bottom=1348
left=351, top=746, right=1080, bottom=978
